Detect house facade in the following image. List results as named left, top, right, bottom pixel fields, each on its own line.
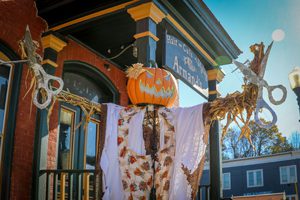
left=201, top=151, right=300, bottom=200
left=0, top=0, right=240, bottom=199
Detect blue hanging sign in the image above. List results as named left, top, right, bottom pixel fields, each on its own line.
left=164, top=34, right=208, bottom=98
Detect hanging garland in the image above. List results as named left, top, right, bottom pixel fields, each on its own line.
left=47, top=89, right=102, bottom=132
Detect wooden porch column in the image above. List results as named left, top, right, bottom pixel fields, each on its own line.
left=127, top=2, right=165, bottom=66
left=32, top=31, right=67, bottom=200
left=207, top=68, right=225, bottom=200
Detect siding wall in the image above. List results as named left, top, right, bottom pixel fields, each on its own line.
left=200, top=158, right=300, bottom=198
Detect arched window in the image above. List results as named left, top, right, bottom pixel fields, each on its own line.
left=58, top=61, right=118, bottom=170
left=0, top=42, right=22, bottom=199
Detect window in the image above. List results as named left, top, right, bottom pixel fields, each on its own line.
left=59, top=61, right=118, bottom=171
left=280, top=165, right=297, bottom=184
left=223, top=173, right=231, bottom=190
left=247, top=169, right=263, bottom=187
left=286, top=195, right=297, bottom=200
left=64, top=71, right=112, bottom=103
left=85, top=119, right=100, bottom=169
left=58, top=107, right=75, bottom=169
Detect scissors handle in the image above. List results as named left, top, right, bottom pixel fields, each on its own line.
left=254, top=99, right=277, bottom=129
left=32, top=64, right=64, bottom=109
left=33, top=88, right=53, bottom=109
left=267, top=84, right=287, bottom=105
left=43, top=74, right=64, bottom=95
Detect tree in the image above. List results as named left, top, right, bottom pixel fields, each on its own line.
left=289, top=131, right=300, bottom=150
left=271, top=133, right=294, bottom=154
left=222, top=120, right=293, bottom=159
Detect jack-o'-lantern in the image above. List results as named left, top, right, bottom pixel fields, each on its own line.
left=126, top=63, right=178, bottom=107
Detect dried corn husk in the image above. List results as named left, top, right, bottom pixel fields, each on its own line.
left=208, top=84, right=258, bottom=145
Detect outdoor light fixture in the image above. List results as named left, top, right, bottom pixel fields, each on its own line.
left=288, top=67, right=300, bottom=121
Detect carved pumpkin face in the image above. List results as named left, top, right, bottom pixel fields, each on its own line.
left=127, top=65, right=178, bottom=107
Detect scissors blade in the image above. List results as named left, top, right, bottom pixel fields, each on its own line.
left=23, top=25, right=38, bottom=65
left=258, top=41, right=273, bottom=79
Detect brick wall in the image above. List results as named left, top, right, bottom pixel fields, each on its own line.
left=1, top=1, right=129, bottom=199
left=47, top=38, right=129, bottom=169
left=0, top=1, right=47, bottom=200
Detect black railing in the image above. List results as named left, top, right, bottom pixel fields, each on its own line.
left=39, top=169, right=100, bottom=200
left=38, top=172, right=232, bottom=200
left=197, top=185, right=210, bottom=200
left=197, top=185, right=233, bottom=200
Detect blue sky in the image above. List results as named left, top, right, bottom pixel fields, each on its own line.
left=179, top=0, right=300, bottom=137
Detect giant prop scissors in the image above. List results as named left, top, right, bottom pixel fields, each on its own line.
left=233, top=42, right=287, bottom=129
left=23, top=25, right=64, bottom=109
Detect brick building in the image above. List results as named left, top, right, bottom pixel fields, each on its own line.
left=0, top=0, right=240, bottom=199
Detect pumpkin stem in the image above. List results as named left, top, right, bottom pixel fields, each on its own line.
left=125, top=63, right=145, bottom=79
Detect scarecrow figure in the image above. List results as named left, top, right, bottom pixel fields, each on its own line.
left=100, top=43, right=280, bottom=200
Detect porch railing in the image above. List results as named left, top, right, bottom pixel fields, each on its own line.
left=197, top=185, right=210, bottom=200
left=39, top=169, right=100, bottom=200
left=39, top=172, right=231, bottom=200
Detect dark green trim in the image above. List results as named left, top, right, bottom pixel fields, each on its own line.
left=182, top=0, right=239, bottom=59
left=64, top=60, right=120, bottom=104
left=32, top=108, right=43, bottom=200
left=208, top=78, right=222, bottom=200
left=135, top=17, right=157, bottom=66
left=208, top=80, right=217, bottom=92
left=43, top=48, right=58, bottom=61
left=32, top=47, right=60, bottom=200
left=43, top=63, right=56, bottom=74
left=185, top=0, right=241, bottom=58
left=156, top=23, right=165, bottom=68
left=0, top=41, right=23, bottom=200
left=32, top=64, right=56, bottom=200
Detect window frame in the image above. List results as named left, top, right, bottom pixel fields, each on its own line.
left=280, top=165, right=297, bottom=184
left=246, top=169, right=264, bottom=188
left=286, top=194, right=298, bottom=200
left=83, top=117, right=100, bottom=169
left=222, top=172, right=231, bottom=190
left=58, top=106, right=76, bottom=169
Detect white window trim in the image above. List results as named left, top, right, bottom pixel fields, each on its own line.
left=247, top=169, right=264, bottom=188
left=223, top=172, right=231, bottom=190
left=280, top=165, right=297, bottom=184
left=286, top=194, right=298, bottom=200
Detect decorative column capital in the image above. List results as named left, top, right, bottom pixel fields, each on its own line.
left=127, top=2, right=166, bottom=24
left=207, top=68, right=225, bottom=83
left=41, top=34, right=67, bottom=52
left=134, top=31, right=159, bottom=42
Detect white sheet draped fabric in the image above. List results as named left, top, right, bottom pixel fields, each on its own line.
left=100, top=103, right=209, bottom=200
